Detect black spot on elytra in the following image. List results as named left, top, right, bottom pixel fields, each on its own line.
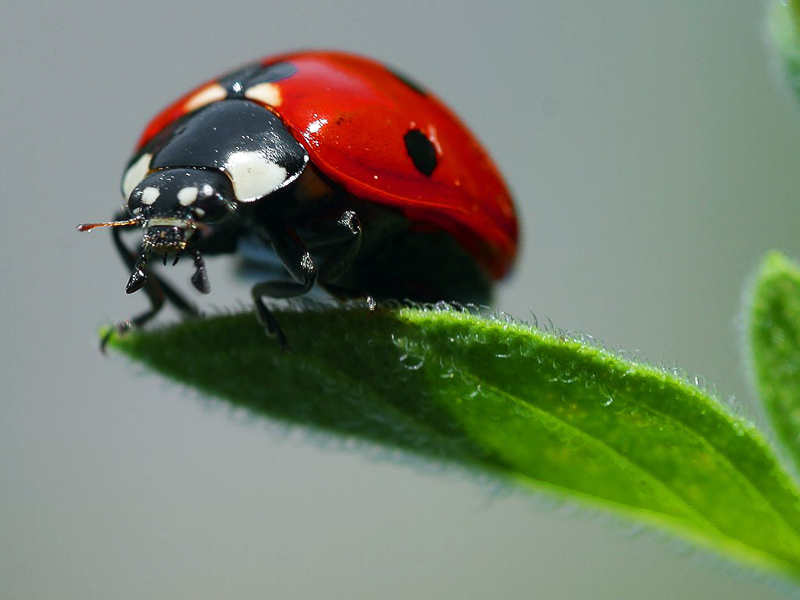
left=219, top=61, right=297, bottom=97
left=388, top=67, right=427, bottom=95
left=404, top=129, right=437, bottom=176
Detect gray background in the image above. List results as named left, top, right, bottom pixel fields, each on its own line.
left=2, top=1, right=799, bottom=598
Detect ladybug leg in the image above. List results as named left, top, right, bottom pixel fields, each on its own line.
left=312, top=211, right=374, bottom=309
left=251, top=220, right=318, bottom=348
left=250, top=211, right=363, bottom=348
left=315, top=210, right=362, bottom=282
left=105, top=211, right=199, bottom=349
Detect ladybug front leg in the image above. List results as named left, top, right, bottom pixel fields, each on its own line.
left=106, top=211, right=200, bottom=347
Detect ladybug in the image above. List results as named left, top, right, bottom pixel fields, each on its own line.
left=79, top=51, right=518, bottom=347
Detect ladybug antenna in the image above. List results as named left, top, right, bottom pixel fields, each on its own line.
left=76, top=217, right=140, bottom=232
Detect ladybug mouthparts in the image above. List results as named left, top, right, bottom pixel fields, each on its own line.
left=123, top=221, right=209, bottom=296
left=142, top=222, right=195, bottom=255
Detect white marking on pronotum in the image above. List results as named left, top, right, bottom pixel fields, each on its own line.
left=177, top=186, right=199, bottom=206
left=141, top=186, right=160, bottom=205
left=122, top=153, right=152, bottom=199
left=225, top=151, right=288, bottom=202
left=244, top=82, right=282, bottom=107
left=183, top=83, right=227, bottom=112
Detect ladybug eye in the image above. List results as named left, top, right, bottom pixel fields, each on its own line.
left=127, top=197, right=142, bottom=215
left=188, top=184, right=227, bottom=221
left=127, top=184, right=160, bottom=215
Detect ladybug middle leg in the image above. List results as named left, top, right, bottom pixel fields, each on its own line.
left=250, top=219, right=316, bottom=348
left=251, top=210, right=363, bottom=348
left=315, top=210, right=363, bottom=282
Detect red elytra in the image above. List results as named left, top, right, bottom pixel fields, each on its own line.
left=136, top=51, right=518, bottom=279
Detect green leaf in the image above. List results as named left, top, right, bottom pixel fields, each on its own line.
left=749, top=251, right=800, bottom=471
left=111, top=305, right=800, bottom=578
left=769, top=0, right=800, bottom=107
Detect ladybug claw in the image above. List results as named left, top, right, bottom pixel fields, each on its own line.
left=100, top=320, right=133, bottom=354
left=100, top=330, right=113, bottom=354
left=262, top=318, right=290, bottom=351
left=253, top=298, right=290, bottom=350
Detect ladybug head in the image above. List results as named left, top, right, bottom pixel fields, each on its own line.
left=127, top=168, right=232, bottom=252
left=78, top=168, right=234, bottom=295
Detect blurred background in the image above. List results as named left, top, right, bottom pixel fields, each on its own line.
left=2, top=1, right=799, bottom=598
